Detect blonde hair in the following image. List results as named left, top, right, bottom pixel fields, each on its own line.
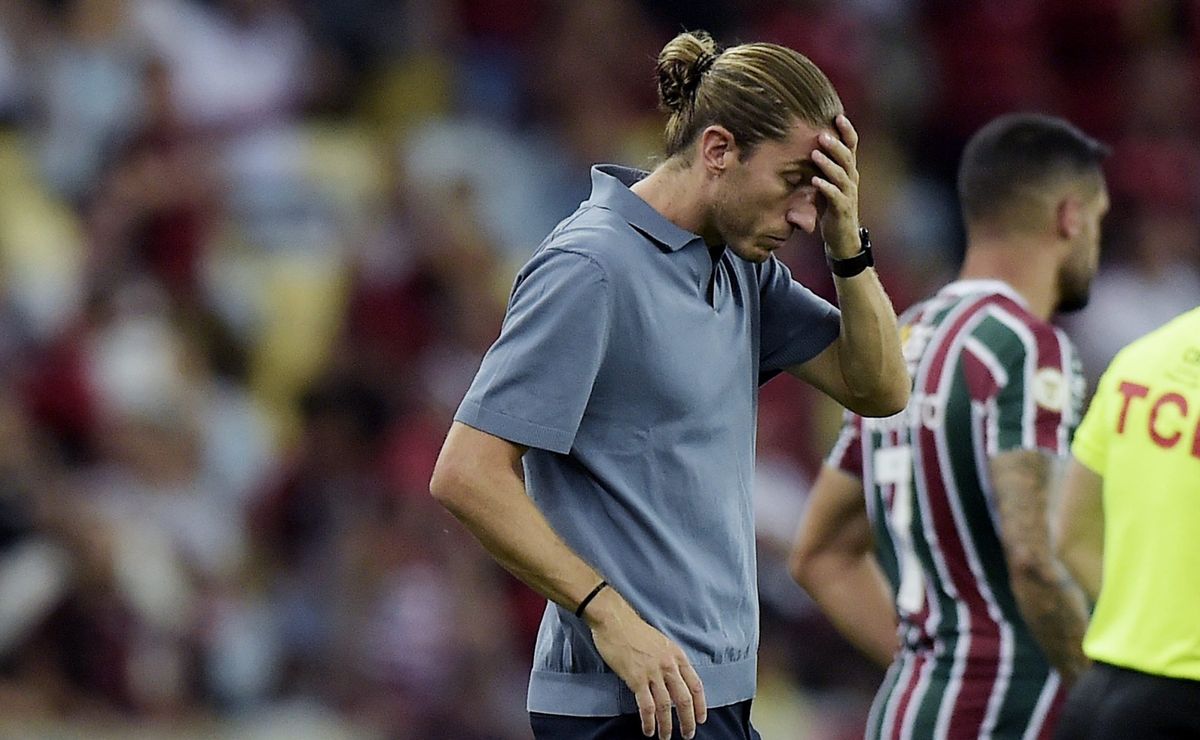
left=655, top=31, right=844, bottom=158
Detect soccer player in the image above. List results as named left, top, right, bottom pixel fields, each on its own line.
left=429, top=30, right=910, bottom=740
left=789, top=113, right=1109, bottom=739
left=1053, top=306, right=1200, bottom=739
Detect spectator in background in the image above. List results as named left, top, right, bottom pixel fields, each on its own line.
left=36, top=0, right=147, bottom=201
left=0, top=385, right=73, bottom=712
left=1054, top=306, right=1200, bottom=739
left=431, top=29, right=907, bottom=740
left=791, top=114, right=1107, bottom=739
left=252, top=375, right=394, bottom=699
left=81, top=56, right=220, bottom=308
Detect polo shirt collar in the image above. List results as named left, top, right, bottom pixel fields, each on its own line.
left=588, top=165, right=704, bottom=252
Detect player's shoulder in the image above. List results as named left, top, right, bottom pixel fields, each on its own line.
left=536, top=205, right=661, bottom=279
left=908, top=286, right=1072, bottom=382
left=913, top=282, right=1039, bottom=331
left=969, top=291, right=1069, bottom=354
left=983, top=289, right=1051, bottom=331
left=520, top=208, right=626, bottom=277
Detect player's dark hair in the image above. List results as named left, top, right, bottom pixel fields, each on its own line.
left=655, top=30, right=843, bottom=158
left=958, top=113, right=1110, bottom=227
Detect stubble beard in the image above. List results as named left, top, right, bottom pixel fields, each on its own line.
left=1055, top=265, right=1093, bottom=314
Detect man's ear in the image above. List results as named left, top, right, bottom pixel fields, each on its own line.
left=699, top=125, right=738, bottom=175
left=1056, top=195, right=1083, bottom=239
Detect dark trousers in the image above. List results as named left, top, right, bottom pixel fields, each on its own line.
left=531, top=700, right=761, bottom=740
left=1055, top=661, right=1200, bottom=739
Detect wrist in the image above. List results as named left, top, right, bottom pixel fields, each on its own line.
left=581, top=582, right=628, bottom=630
left=574, top=579, right=609, bottom=618
left=827, top=227, right=874, bottom=277
left=823, top=223, right=864, bottom=260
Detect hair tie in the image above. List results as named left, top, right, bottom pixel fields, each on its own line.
left=695, top=51, right=718, bottom=77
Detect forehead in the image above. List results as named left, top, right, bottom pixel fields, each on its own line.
left=746, top=119, right=834, bottom=168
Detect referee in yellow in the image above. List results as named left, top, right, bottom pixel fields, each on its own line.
left=1054, top=306, right=1200, bottom=739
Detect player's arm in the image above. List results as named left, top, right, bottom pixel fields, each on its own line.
left=787, top=115, right=908, bottom=418
left=1054, top=457, right=1104, bottom=603
left=990, top=450, right=1091, bottom=684
left=789, top=464, right=898, bottom=667
left=430, top=422, right=706, bottom=740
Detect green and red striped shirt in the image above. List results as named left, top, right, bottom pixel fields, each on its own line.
left=830, top=281, right=1084, bottom=740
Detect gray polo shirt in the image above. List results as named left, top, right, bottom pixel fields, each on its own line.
left=456, top=165, right=841, bottom=716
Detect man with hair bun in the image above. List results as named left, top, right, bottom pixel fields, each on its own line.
left=790, top=113, right=1109, bottom=739
left=431, top=29, right=908, bottom=740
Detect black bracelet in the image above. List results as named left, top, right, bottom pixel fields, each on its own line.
left=574, top=580, right=609, bottom=618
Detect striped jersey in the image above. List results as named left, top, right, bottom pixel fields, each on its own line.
left=828, top=280, right=1084, bottom=740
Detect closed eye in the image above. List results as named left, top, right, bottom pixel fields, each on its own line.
left=783, top=167, right=819, bottom=190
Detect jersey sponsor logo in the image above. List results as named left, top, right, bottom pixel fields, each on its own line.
left=1116, top=380, right=1200, bottom=457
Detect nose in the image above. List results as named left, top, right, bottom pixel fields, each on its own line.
left=786, top=194, right=819, bottom=234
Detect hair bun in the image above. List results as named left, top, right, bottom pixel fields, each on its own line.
left=656, top=31, right=720, bottom=113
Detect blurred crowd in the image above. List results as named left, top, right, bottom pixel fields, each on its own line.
left=0, top=0, right=1197, bottom=738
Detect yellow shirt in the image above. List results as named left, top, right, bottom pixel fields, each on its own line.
left=1072, top=306, right=1200, bottom=680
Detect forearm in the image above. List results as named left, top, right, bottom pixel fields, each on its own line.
left=791, top=465, right=895, bottom=664
left=1055, top=458, right=1105, bottom=604
left=448, top=482, right=603, bottom=608
left=832, top=269, right=908, bottom=415
left=1010, top=562, right=1091, bottom=684
left=432, top=423, right=708, bottom=737
left=430, top=426, right=613, bottom=615
left=794, top=552, right=898, bottom=666
left=992, top=450, right=1091, bottom=685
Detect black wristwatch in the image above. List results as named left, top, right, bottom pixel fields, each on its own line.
left=827, top=227, right=874, bottom=278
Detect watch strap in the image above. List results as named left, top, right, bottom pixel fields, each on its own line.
left=828, top=227, right=874, bottom=278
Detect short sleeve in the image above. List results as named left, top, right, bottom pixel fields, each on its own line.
left=826, top=410, right=864, bottom=478
left=455, top=248, right=611, bottom=454
left=1072, top=364, right=1116, bottom=476
left=993, top=322, right=1079, bottom=455
left=757, top=256, right=841, bottom=381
